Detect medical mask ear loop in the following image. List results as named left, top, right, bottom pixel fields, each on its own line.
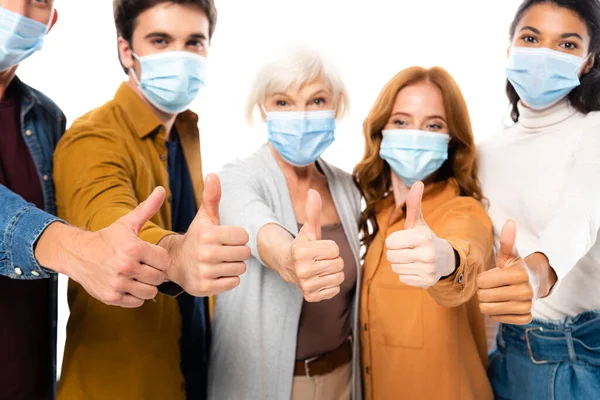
left=120, top=48, right=142, bottom=87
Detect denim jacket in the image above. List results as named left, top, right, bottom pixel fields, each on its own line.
left=0, top=76, right=66, bottom=398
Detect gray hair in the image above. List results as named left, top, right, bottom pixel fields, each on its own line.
left=245, top=46, right=349, bottom=124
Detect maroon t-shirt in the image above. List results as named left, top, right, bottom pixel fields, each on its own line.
left=0, top=85, right=51, bottom=400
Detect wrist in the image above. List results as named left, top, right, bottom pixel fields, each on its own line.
left=35, top=222, right=83, bottom=276
left=525, top=252, right=558, bottom=299
left=438, top=239, right=457, bottom=279
left=158, top=233, right=184, bottom=283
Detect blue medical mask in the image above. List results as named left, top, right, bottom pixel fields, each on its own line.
left=506, top=47, right=588, bottom=110
left=380, top=129, right=450, bottom=187
left=267, top=110, right=336, bottom=167
left=0, top=7, right=49, bottom=72
left=131, top=51, right=207, bottom=114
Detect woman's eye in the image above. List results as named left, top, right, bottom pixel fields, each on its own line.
left=561, top=42, right=578, bottom=50
left=393, top=120, right=406, bottom=126
left=428, top=123, right=443, bottom=130
left=522, top=35, right=538, bottom=43
left=313, top=98, right=326, bottom=105
left=276, top=100, right=287, bottom=107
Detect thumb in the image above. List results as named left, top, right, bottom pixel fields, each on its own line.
left=119, top=186, right=166, bottom=235
left=199, top=173, right=222, bottom=225
left=498, top=219, right=518, bottom=267
left=301, top=189, right=322, bottom=241
left=404, top=181, right=425, bottom=229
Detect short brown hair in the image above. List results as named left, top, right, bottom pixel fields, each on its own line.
left=113, top=0, right=217, bottom=43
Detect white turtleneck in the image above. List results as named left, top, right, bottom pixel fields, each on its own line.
left=479, top=99, right=600, bottom=321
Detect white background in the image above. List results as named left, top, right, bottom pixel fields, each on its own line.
left=16, top=0, right=524, bottom=376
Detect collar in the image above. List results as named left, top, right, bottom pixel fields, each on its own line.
left=113, top=83, right=199, bottom=139
left=375, top=178, right=460, bottom=232
left=10, top=76, right=41, bottom=116
left=517, top=98, right=578, bottom=130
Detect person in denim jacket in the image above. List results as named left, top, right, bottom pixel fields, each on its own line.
left=0, top=1, right=172, bottom=399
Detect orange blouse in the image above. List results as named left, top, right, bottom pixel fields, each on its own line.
left=360, top=179, right=494, bottom=400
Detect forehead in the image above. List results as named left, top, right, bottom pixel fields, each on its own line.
left=517, top=3, right=589, bottom=37
left=278, top=76, right=333, bottom=97
left=393, top=81, right=445, bottom=114
left=0, top=0, right=54, bottom=24
left=134, top=3, right=210, bottom=37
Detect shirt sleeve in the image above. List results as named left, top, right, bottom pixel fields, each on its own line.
left=0, top=184, right=61, bottom=279
left=538, top=128, right=600, bottom=282
left=427, top=197, right=494, bottom=308
left=53, top=125, right=172, bottom=246
left=218, top=160, right=289, bottom=264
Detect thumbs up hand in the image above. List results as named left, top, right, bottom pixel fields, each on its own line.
left=161, top=174, right=251, bottom=297
left=386, top=182, right=456, bottom=289
left=289, top=189, right=345, bottom=302
left=477, top=220, right=538, bottom=325
left=49, top=186, right=172, bottom=308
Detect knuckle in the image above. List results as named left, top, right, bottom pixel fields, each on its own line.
left=123, top=241, right=143, bottom=257
left=198, top=228, right=217, bottom=243
left=105, top=292, right=122, bottom=306
left=423, top=247, right=436, bottom=264
left=294, top=246, right=309, bottom=261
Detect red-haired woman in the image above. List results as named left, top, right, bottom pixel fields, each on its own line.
left=354, top=66, right=493, bottom=400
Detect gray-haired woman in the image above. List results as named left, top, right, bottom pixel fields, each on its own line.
left=208, top=47, right=362, bottom=400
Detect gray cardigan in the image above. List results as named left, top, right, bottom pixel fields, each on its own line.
left=208, top=144, right=363, bottom=400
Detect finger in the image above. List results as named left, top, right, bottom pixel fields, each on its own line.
left=498, top=219, right=518, bottom=263
left=126, top=281, right=159, bottom=301
left=477, top=282, right=534, bottom=303
left=118, top=187, right=166, bottom=235
left=391, top=263, right=429, bottom=277
left=295, top=240, right=340, bottom=262
left=404, top=181, right=425, bottom=229
left=385, top=230, right=428, bottom=251
left=206, top=276, right=241, bottom=295
left=305, top=286, right=341, bottom=303
left=133, top=263, right=168, bottom=286
left=387, top=247, right=432, bottom=264
left=313, top=257, right=344, bottom=276
left=303, top=271, right=345, bottom=294
left=137, top=242, right=171, bottom=272
left=115, top=294, right=145, bottom=308
left=302, top=189, right=322, bottom=241
left=202, top=245, right=251, bottom=263
left=204, top=262, right=247, bottom=279
left=479, top=300, right=532, bottom=316
left=212, top=226, right=251, bottom=246
left=476, top=265, right=529, bottom=289
left=200, top=174, right=222, bottom=225
left=490, top=314, right=533, bottom=325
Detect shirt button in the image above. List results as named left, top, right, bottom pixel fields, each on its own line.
left=32, top=271, right=40, bottom=277
left=15, top=267, right=23, bottom=275
left=457, top=273, right=464, bottom=284
left=25, top=129, right=32, bottom=136
left=365, top=366, right=370, bottom=374
left=43, top=175, right=49, bottom=181
left=160, top=154, right=166, bottom=162
left=363, top=323, right=368, bottom=331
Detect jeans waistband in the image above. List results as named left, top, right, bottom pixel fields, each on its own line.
left=499, top=310, right=600, bottom=366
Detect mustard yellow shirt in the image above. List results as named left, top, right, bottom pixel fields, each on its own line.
left=360, top=180, right=494, bottom=400
left=53, top=83, right=204, bottom=400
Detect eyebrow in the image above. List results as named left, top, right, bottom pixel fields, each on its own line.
left=309, top=89, right=331, bottom=97
left=519, top=26, right=541, bottom=35
left=561, top=32, right=584, bottom=41
left=144, top=32, right=208, bottom=41
left=390, top=111, right=446, bottom=122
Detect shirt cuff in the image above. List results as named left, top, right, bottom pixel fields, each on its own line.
left=427, top=239, right=468, bottom=299
left=8, top=206, right=62, bottom=279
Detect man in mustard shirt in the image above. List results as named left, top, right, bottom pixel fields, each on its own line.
left=53, top=1, right=250, bottom=399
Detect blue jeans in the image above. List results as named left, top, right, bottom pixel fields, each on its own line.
left=488, top=311, right=600, bottom=400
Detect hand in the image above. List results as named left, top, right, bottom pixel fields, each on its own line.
left=56, top=187, right=171, bottom=308
left=162, top=174, right=250, bottom=297
left=477, top=220, right=537, bottom=325
left=289, top=189, right=345, bottom=302
left=386, top=181, right=456, bottom=289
